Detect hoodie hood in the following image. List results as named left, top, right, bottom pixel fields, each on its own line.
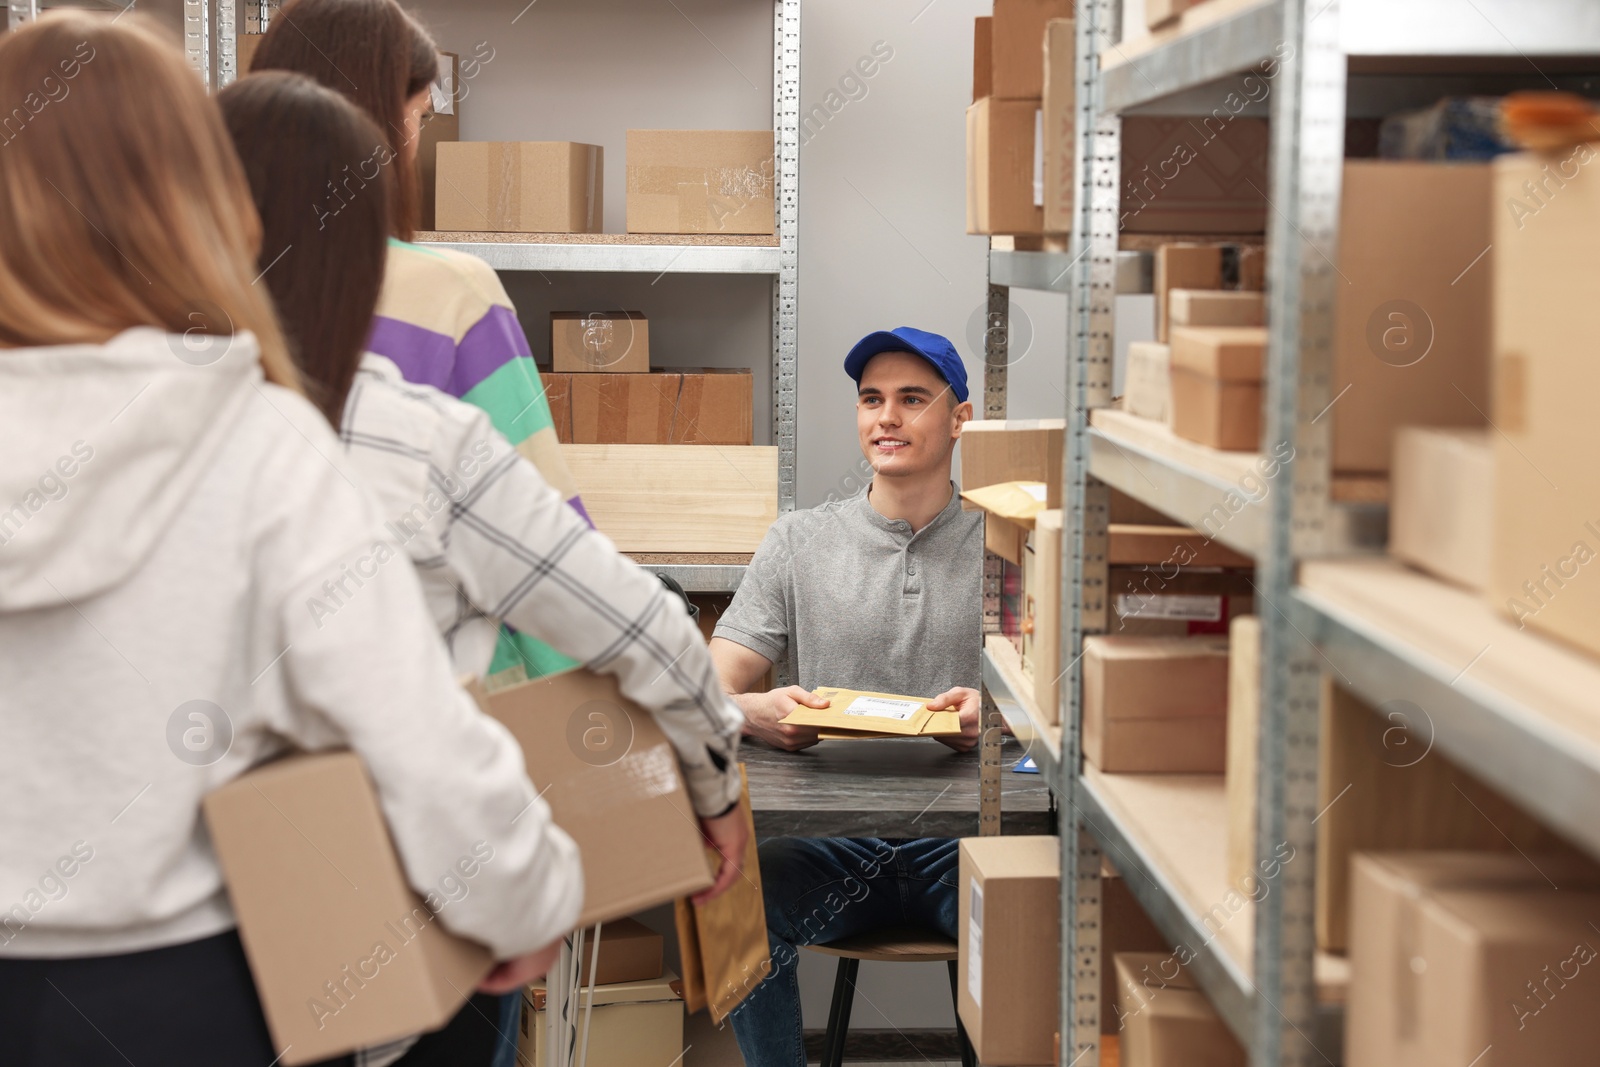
left=0, top=328, right=266, bottom=610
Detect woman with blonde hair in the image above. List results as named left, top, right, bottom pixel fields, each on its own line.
left=0, top=14, right=581, bottom=1065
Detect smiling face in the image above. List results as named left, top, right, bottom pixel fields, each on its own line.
left=856, top=350, right=972, bottom=479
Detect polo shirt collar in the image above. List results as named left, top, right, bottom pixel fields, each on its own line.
left=857, top=480, right=962, bottom=539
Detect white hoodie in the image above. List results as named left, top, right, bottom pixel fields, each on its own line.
left=0, top=329, right=581, bottom=960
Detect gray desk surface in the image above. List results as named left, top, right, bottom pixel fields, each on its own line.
left=743, top=736, right=1055, bottom=838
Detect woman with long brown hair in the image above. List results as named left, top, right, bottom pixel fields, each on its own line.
left=0, top=15, right=581, bottom=1066
left=250, top=0, right=592, bottom=686
left=217, top=69, right=749, bottom=1067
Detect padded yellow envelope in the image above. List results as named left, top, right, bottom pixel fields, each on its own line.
left=783, top=688, right=964, bottom=739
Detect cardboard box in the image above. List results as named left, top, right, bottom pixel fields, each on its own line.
left=435, top=141, right=603, bottom=233
left=1314, top=679, right=1578, bottom=952
left=552, top=311, right=649, bottom=375
left=1107, top=566, right=1252, bottom=637
left=1332, top=161, right=1491, bottom=473
left=1224, top=616, right=1260, bottom=887
left=673, top=370, right=754, bottom=446
left=519, top=970, right=683, bottom=1067
left=991, top=0, right=1075, bottom=100
left=1143, top=0, right=1205, bottom=31
left=1169, top=326, right=1266, bottom=381
left=1041, top=18, right=1075, bottom=234
left=1169, top=290, right=1265, bottom=329
left=1170, top=370, right=1261, bottom=451
left=203, top=753, right=493, bottom=1065
left=1122, top=118, right=1269, bottom=236
left=973, top=17, right=993, bottom=101
left=542, top=370, right=571, bottom=441
left=477, top=669, right=715, bottom=927
left=1109, top=525, right=1252, bottom=569
left=568, top=372, right=676, bottom=444
left=1390, top=427, right=1492, bottom=592
left=577, top=917, right=664, bottom=987
left=967, top=96, right=1044, bottom=236
left=1154, top=245, right=1223, bottom=343
left=1111, top=487, right=1172, bottom=526
left=238, top=33, right=266, bottom=74
left=958, top=836, right=1061, bottom=1066
left=958, top=419, right=1065, bottom=508
left=1082, top=635, right=1230, bottom=773
left=1101, top=873, right=1171, bottom=1035
left=416, top=51, right=458, bottom=232
left=626, top=130, right=774, bottom=235
left=560, top=445, right=777, bottom=553
left=1114, top=953, right=1246, bottom=1067
left=962, top=481, right=1050, bottom=566
left=1023, top=510, right=1064, bottom=725
left=1490, top=151, right=1600, bottom=657
left=1124, top=341, right=1171, bottom=423
left=1347, top=853, right=1600, bottom=1067
left=1235, top=245, right=1265, bottom=291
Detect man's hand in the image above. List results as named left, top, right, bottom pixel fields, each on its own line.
left=693, top=800, right=751, bottom=905
left=737, top=686, right=828, bottom=751
left=928, top=686, right=982, bottom=753
left=479, top=939, right=562, bottom=993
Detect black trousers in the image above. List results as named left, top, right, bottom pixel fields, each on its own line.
left=0, top=929, right=498, bottom=1067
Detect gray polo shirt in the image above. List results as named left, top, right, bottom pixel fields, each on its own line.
left=715, top=483, right=983, bottom=695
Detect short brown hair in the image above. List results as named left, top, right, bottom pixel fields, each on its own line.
left=219, top=72, right=392, bottom=425
left=0, top=12, right=297, bottom=391
left=250, top=0, right=437, bottom=240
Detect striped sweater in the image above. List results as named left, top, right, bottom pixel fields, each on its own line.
left=369, top=238, right=584, bottom=679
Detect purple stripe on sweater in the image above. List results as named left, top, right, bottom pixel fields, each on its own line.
left=366, top=316, right=456, bottom=392
left=452, top=305, right=534, bottom=397
left=566, top=495, right=594, bottom=529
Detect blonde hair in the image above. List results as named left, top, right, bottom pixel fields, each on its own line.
left=0, top=11, right=299, bottom=391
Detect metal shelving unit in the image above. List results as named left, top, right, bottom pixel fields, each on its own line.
left=969, top=1, right=1600, bottom=1064
left=185, top=0, right=800, bottom=595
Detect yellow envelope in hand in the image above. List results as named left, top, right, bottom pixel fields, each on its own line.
left=782, top=688, right=966, bottom=739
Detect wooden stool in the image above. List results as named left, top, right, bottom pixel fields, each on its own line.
left=805, top=928, right=976, bottom=1067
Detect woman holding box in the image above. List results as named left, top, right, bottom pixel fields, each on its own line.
left=217, top=70, right=750, bottom=1067
left=249, top=0, right=590, bottom=686
left=0, top=14, right=578, bottom=1066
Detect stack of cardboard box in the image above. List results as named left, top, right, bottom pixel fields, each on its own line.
left=958, top=837, right=1061, bottom=1065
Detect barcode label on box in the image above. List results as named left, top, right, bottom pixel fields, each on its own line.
left=844, top=696, right=923, bottom=720
left=968, top=879, right=984, bottom=1005
left=1116, top=593, right=1223, bottom=622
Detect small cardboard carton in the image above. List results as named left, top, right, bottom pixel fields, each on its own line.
left=973, top=17, right=993, bottom=101
left=959, top=419, right=1065, bottom=507
left=542, top=370, right=571, bottom=441
left=961, top=480, right=1051, bottom=566
left=780, top=687, right=961, bottom=740
left=1106, top=566, right=1253, bottom=638
left=1168, top=327, right=1267, bottom=452
left=203, top=752, right=493, bottom=1065
left=990, top=0, right=1075, bottom=100
left=1154, top=245, right=1223, bottom=343
left=1124, top=341, right=1171, bottom=423
left=958, top=836, right=1061, bottom=1065
left=1389, top=426, right=1492, bottom=592
left=551, top=311, right=649, bottom=375
left=474, top=669, right=715, bottom=927
left=673, top=369, right=753, bottom=445
left=577, top=917, right=664, bottom=988
left=1114, top=953, right=1245, bottom=1067
left=519, top=969, right=684, bottom=1067
left=1143, top=0, right=1205, bottom=31
left=435, top=141, right=603, bottom=233
left=967, top=96, right=1044, bottom=235
left=625, top=130, right=774, bottom=235
left=1041, top=18, right=1076, bottom=234
left=1082, top=635, right=1230, bottom=773
left=1169, top=289, right=1265, bottom=329
left=562, top=370, right=752, bottom=445
left=1023, top=510, right=1064, bottom=725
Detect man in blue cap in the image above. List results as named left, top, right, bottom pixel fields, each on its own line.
left=709, top=327, right=984, bottom=1066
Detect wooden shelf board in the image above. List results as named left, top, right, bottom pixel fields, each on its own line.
left=416, top=230, right=778, bottom=247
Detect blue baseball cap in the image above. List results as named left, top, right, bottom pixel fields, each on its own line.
left=844, top=327, right=969, bottom=404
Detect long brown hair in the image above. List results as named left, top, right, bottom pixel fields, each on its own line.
left=219, top=73, right=392, bottom=425
left=0, top=12, right=298, bottom=391
left=250, top=0, right=438, bottom=240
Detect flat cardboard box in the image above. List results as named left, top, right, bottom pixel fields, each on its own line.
left=476, top=669, right=714, bottom=927
left=1101, top=873, right=1171, bottom=1035
left=1347, top=853, right=1600, bottom=1067
left=577, top=917, right=665, bottom=987
left=1023, top=510, right=1064, bottom=726
left=203, top=753, right=493, bottom=1065
left=1124, top=341, right=1171, bottom=423
left=626, top=130, right=774, bottom=235
left=1169, top=369, right=1261, bottom=452
left=519, top=970, right=683, bottom=1067
left=1314, top=679, right=1579, bottom=952
left=1490, top=151, right=1600, bottom=657
left=435, top=141, right=603, bottom=233
left=1332, top=161, right=1491, bottom=473
left=1224, top=616, right=1261, bottom=888
left=551, top=311, right=649, bottom=375
left=564, top=370, right=750, bottom=446
left=1122, top=118, right=1268, bottom=236
left=1041, top=18, right=1076, bottom=234
left=1390, top=427, right=1492, bottom=592
left=973, top=17, right=992, bottom=101
left=1143, top=0, right=1205, bottom=30
left=967, top=96, right=1044, bottom=236
left=1114, top=953, right=1246, bottom=1067
left=991, top=0, right=1075, bottom=100
left=1169, top=289, right=1265, bottom=329
left=1105, top=566, right=1253, bottom=638
left=1235, top=245, right=1265, bottom=291
left=958, top=837, right=1061, bottom=1065
left=1169, top=326, right=1266, bottom=381
left=1109, top=524, right=1252, bottom=569
left=1082, top=635, right=1230, bottom=773
left=1154, top=245, right=1223, bottom=343
left=416, top=51, right=458, bottom=232
left=958, top=419, right=1065, bottom=507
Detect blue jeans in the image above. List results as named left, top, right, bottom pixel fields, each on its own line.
left=729, top=837, right=959, bottom=1067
